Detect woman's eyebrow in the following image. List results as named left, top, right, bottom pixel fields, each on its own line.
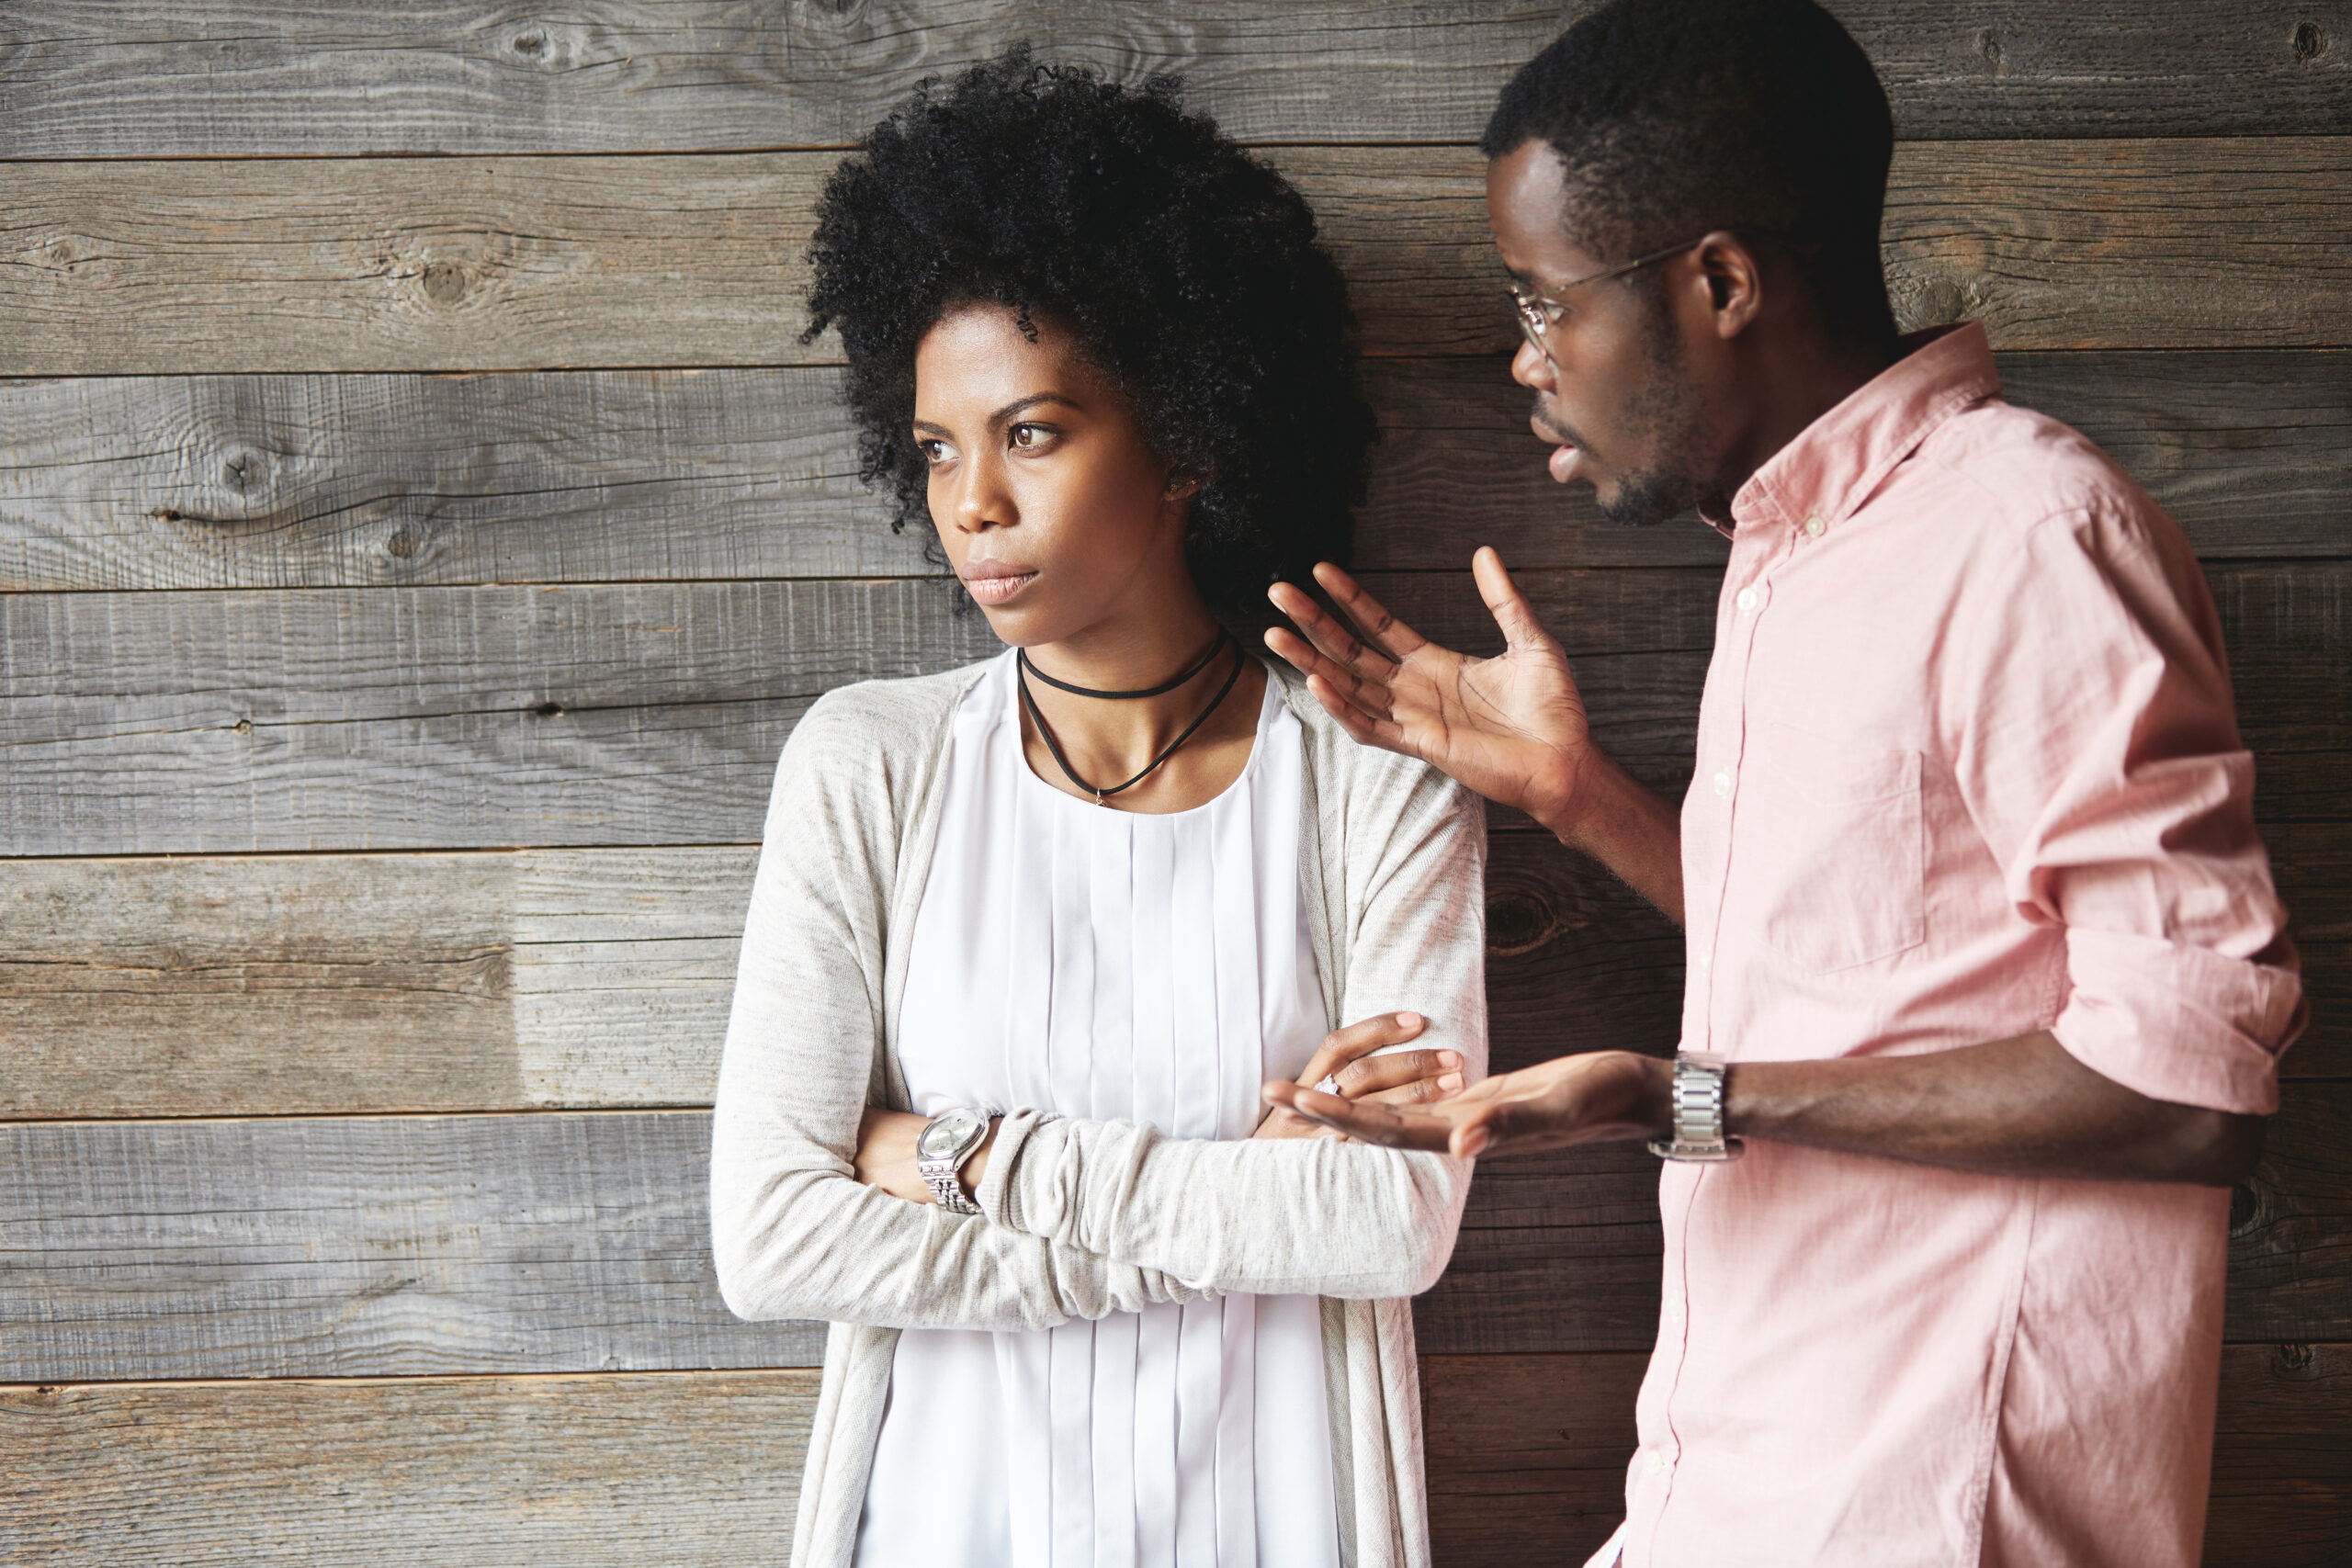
left=989, top=392, right=1080, bottom=424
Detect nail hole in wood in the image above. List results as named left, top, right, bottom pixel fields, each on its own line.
left=533, top=701, right=565, bottom=718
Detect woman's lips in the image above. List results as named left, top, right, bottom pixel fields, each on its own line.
left=961, top=565, right=1038, bottom=605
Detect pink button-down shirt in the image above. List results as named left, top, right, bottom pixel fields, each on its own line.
left=1610, top=325, right=2305, bottom=1568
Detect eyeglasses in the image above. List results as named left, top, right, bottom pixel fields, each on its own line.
left=1507, top=237, right=1708, bottom=360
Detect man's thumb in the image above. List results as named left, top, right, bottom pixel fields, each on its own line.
left=1473, top=546, right=1549, bottom=649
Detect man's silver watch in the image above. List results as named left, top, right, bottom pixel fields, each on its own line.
left=915, top=1107, right=992, bottom=1215
left=1647, top=1052, right=1745, bottom=1162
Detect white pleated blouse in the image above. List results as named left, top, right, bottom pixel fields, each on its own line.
left=854, top=650, right=1343, bottom=1568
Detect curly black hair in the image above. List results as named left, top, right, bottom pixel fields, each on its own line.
left=803, top=48, right=1375, bottom=617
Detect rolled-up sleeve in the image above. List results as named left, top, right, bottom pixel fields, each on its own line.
left=1952, top=503, right=2305, bottom=1113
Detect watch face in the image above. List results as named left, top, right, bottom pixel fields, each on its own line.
left=917, top=1108, right=985, bottom=1160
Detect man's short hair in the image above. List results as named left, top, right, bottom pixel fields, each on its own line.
left=1484, top=0, right=1896, bottom=344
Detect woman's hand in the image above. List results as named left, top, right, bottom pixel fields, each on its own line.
left=1254, top=1011, right=1464, bottom=1140
left=854, top=1107, right=1001, bottom=1204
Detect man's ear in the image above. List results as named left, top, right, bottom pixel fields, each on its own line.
left=1694, top=231, right=1765, bottom=339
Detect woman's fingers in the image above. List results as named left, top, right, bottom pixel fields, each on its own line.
left=1293, top=1011, right=1426, bottom=1090
left=1333, top=1047, right=1464, bottom=1100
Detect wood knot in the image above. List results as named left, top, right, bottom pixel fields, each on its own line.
left=2228, top=1179, right=2263, bottom=1235
left=1973, top=26, right=2004, bottom=69
left=232, top=717, right=254, bottom=736
left=532, top=701, right=565, bottom=718
left=513, top=31, right=548, bottom=55
left=384, top=525, right=424, bottom=559
left=1485, top=886, right=1558, bottom=957
left=422, top=261, right=469, bottom=304
left=2275, top=1342, right=2316, bottom=1375
left=2293, top=20, right=2326, bottom=62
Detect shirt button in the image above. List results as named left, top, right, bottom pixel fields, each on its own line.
left=1645, top=1447, right=1668, bottom=1476
left=1804, top=514, right=1826, bottom=536
left=1694, top=944, right=1713, bottom=972
left=1735, top=587, right=1759, bottom=614
left=1712, top=771, right=1732, bottom=798
left=1663, top=1290, right=1686, bottom=1323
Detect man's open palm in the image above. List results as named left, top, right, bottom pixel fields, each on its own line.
left=1264, top=547, right=1591, bottom=829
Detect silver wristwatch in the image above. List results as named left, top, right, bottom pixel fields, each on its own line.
left=1647, top=1052, right=1745, bottom=1162
left=915, top=1107, right=991, bottom=1214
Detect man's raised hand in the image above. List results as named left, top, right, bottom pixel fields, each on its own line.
left=1263, top=547, right=1595, bottom=835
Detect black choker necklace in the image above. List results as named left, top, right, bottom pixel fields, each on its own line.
left=1019, top=632, right=1231, bottom=700
left=1016, top=631, right=1244, bottom=805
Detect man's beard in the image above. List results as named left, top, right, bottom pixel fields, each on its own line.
left=1555, top=303, right=1725, bottom=530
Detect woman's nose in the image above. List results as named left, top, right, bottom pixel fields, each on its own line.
left=947, top=457, right=1012, bottom=533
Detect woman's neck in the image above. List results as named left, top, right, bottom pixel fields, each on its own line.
left=1015, top=605, right=1266, bottom=811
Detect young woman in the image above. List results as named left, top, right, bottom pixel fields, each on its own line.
left=710, top=53, right=1486, bottom=1568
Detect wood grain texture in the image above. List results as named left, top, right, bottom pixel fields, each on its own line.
left=6, top=141, right=2346, bottom=375
left=2, top=2, right=2345, bottom=158
left=0, top=1371, right=822, bottom=1566
left=6, top=350, right=2346, bottom=591
left=2, top=1089, right=2341, bottom=1381
left=0, top=1347, right=2337, bottom=1564
left=6, top=558, right=2341, bottom=855
left=0, top=1111, right=823, bottom=1382
left=2204, top=1341, right=2352, bottom=1567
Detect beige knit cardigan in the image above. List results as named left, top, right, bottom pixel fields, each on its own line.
left=709, top=657, right=1487, bottom=1568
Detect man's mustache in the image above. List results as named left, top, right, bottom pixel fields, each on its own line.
left=1530, top=397, right=1586, bottom=451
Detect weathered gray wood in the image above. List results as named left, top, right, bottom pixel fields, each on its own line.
left=0, top=1111, right=823, bottom=1382
left=0, top=368, right=930, bottom=590
left=0, top=1370, right=822, bottom=1566
left=6, top=141, right=2346, bottom=375
left=1, top=2, right=2344, bottom=158
left=0, top=1, right=1561, bottom=157
left=2, top=1347, right=2335, bottom=1564
left=6, top=351, right=2345, bottom=591
left=6, top=823, right=2333, bottom=1118
left=5, top=1093, right=2334, bottom=1380
left=2, top=560, right=2341, bottom=855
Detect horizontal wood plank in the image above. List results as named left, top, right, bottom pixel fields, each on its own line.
left=2, top=2, right=2344, bottom=158
left=6, top=350, right=2346, bottom=591
left=5, top=141, right=2345, bottom=375
left=2, top=1089, right=2342, bottom=1379
left=4, top=558, right=2342, bottom=855
left=1, top=1346, right=2337, bottom=1563
left=6, top=824, right=2335, bottom=1122
left=0, top=1370, right=821, bottom=1565
left=0, top=1111, right=823, bottom=1382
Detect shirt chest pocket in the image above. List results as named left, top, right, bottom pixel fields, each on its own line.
left=1739, top=726, right=1926, bottom=974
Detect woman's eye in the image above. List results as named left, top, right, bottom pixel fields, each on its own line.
left=1010, top=423, right=1053, bottom=450
left=917, top=438, right=952, bottom=465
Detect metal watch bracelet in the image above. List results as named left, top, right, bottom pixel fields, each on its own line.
left=1647, top=1051, right=1745, bottom=1162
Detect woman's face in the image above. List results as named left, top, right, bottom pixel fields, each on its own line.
left=912, top=304, right=1200, bottom=649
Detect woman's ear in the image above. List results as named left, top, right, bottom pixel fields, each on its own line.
left=1163, top=476, right=1201, bottom=500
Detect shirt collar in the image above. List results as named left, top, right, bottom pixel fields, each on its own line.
left=1724, top=321, right=2002, bottom=540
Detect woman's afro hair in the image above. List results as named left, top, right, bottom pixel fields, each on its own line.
left=803, top=48, right=1375, bottom=617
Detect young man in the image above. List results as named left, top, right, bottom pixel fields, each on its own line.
left=1261, top=2, right=2306, bottom=1563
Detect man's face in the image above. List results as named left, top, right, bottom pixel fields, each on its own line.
left=1486, top=140, right=1722, bottom=527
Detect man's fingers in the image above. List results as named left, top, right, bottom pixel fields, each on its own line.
left=1471, top=546, right=1558, bottom=653
left=1263, top=626, right=1396, bottom=720
left=1261, top=1083, right=1457, bottom=1152
left=1266, top=583, right=1400, bottom=689
left=1309, top=563, right=1432, bottom=661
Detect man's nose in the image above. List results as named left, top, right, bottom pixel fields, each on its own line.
left=1510, top=335, right=1557, bottom=393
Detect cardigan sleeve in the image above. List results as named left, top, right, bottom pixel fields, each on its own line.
left=974, top=762, right=1487, bottom=1301
left=709, top=690, right=1210, bottom=1331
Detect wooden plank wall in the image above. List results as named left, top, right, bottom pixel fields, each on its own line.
left=2, top=4, right=2345, bottom=1562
